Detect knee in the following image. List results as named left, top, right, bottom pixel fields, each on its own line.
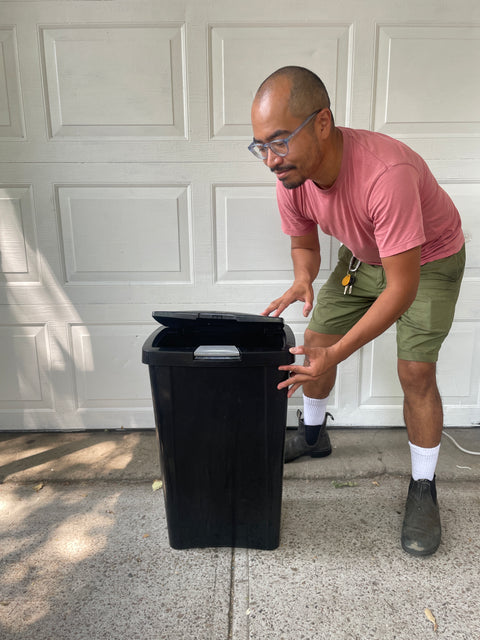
left=304, top=329, right=319, bottom=348
left=304, top=329, right=342, bottom=349
left=397, top=360, right=437, bottom=397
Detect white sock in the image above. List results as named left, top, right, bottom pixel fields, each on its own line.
left=409, top=441, right=441, bottom=481
left=303, top=394, right=329, bottom=426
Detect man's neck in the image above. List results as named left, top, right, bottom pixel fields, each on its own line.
left=312, top=127, right=343, bottom=190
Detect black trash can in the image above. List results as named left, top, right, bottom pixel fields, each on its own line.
left=142, top=311, right=295, bottom=550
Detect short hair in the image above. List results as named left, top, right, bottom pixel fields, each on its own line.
left=256, top=66, right=331, bottom=119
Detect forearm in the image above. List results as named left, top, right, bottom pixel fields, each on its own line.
left=291, top=246, right=320, bottom=285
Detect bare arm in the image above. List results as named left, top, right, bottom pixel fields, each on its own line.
left=262, top=230, right=320, bottom=318
left=278, top=246, right=421, bottom=395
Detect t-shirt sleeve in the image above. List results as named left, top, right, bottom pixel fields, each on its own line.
left=276, top=181, right=317, bottom=236
left=369, top=164, right=426, bottom=258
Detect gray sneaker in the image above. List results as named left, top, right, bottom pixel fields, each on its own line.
left=284, top=410, right=333, bottom=463
left=401, top=476, right=441, bottom=556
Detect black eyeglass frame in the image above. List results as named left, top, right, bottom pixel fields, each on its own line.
left=248, top=109, right=322, bottom=160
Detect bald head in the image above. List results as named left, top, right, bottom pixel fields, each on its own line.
left=254, top=66, right=331, bottom=120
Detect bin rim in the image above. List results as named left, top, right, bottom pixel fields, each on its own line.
left=142, top=322, right=295, bottom=367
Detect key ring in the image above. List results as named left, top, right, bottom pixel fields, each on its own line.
left=348, top=256, right=361, bottom=273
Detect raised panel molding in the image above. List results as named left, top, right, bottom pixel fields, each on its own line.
left=56, top=185, right=192, bottom=284
left=210, top=24, right=353, bottom=138
left=441, top=183, right=480, bottom=277
left=0, top=324, right=53, bottom=410
left=214, top=184, right=292, bottom=282
left=0, top=186, right=40, bottom=284
left=40, top=25, right=186, bottom=139
left=213, top=184, right=340, bottom=283
left=359, top=322, right=480, bottom=416
left=70, top=323, right=153, bottom=410
left=374, top=25, right=480, bottom=137
left=0, top=28, right=25, bottom=139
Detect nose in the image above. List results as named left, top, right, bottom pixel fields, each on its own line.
left=264, top=147, right=283, bottom=170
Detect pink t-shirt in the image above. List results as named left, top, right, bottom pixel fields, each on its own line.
left=277, top=128, right=464, bottom=265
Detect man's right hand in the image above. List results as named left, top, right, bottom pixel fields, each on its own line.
left=261, top=282, right=314, bottom=318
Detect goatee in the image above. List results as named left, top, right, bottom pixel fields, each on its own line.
left=278, top=175, right=307, bottom=189
left=272, top=167, right=306, bottom=190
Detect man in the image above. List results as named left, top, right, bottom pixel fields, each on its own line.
left=249, top=66, right=465, bottom=556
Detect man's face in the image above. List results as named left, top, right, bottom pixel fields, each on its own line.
left=251, top=91, right=321, bottom=189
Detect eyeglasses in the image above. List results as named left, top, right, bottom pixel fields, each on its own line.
left=248, top=109, right=321, bottom=160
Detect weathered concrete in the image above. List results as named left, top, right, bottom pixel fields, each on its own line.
left=0, top=427, right=479, bottom=639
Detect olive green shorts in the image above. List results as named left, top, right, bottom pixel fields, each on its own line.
left=308, top=244, right=466, bottom=363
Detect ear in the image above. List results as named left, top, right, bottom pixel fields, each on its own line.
left=316, top=108, right=333, bottom=138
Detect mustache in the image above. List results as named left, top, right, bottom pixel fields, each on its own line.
left=271, top=165, right=296, bottom=174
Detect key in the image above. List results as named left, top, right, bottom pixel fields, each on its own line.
left=348, top=273, right=356, bottom=294
left=342, top=273, right=351, bottom=295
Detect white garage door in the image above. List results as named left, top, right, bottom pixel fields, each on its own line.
left=1, top=0, right=479, bottom=430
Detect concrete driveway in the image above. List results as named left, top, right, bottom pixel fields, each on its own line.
left=1, top=427, right=479, bottom=640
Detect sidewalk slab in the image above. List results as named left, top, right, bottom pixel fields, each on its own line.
left=233, top=477, right=480, bottom=640
left=0, top=481, right=232, bottom=640
left=1, top=477, right=479, bottom=640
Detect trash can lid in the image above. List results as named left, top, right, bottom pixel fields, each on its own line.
left=152, top=311, right=285, bottom=330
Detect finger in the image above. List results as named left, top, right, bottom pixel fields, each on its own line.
left=287, top=382, right=302, bottom=398
left=277, top=372, right=311, bottom=390
left=264, top=295, right=293, bottom=316
left=261, top=300, right=280, bottom=316
left=278, top=364, right=297, bottom=373
left=289, top=345, right=305, bottom=356
left=277, top=377, right=294, bottom=391
left=270, top=302, right=288, bottom=318
left=302, top=301, right=313, bottom=317
left=278, top=363, right=310, bottom=375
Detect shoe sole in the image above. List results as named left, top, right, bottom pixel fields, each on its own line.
left=284, top=447, right=332, bottom=463
left=311, top=447, right=332, bottom=458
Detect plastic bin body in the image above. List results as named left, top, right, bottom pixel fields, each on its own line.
left=142, top=311, right=295, bottom=550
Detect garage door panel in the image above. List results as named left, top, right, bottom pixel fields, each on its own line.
left=56, top=185, right=193, bottom=284
left=442, top=183, right=480, bottom=275
left=0, top=27, right=25, bottom=140
left=213, top=184, right=338, bottom=283
left=41, top=25, right=187, bottom=139
left=210, top=24, right=353, bottom=137
left=70, top=322, right=153, bottom=410
left=374, top=25, right=480, bottom=137
left=0, top=323, right=54, bottom=410
left=0, top=185, right=40, bottom=287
